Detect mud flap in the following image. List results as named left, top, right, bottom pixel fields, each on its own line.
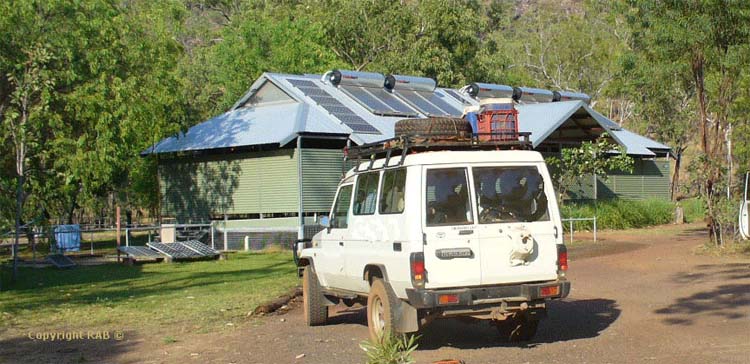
left=394, top=300, right=420, bottom=333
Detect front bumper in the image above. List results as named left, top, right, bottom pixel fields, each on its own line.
left=405, top=279, right=570, bottom=309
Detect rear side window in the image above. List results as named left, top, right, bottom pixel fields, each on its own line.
left=331, top=184, right=353, bottom=229
left=379, top=168, right=407, bottom=214
left=473, top=166, right=550, bottom=223
left=425, top=168, right=473, bottom=226
left=353, top=172, right=379, bottom=215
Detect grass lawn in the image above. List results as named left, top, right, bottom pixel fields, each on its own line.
left=0, top=252, right=299, bottom=336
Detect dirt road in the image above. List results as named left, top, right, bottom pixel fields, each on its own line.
left=3, top=224, right=749, bottom=363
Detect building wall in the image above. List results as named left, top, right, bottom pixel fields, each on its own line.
left=158, top=149, right=300, bottom=221
left=598, top=158, right=670, bottom=200
left=301, top=148, right=347, bottom=213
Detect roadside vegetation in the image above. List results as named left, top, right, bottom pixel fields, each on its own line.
left=560, top=198, right=704, bottom=230
left=0, top=252, right=298, bottom=334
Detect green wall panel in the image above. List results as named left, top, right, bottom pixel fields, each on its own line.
left=159, top=149, right=299, bottom=221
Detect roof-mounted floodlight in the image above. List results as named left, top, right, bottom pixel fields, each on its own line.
left=553, top=90, right=592, bottom=104
left=466, top=82, right=514, bottom=99
left=512, top=87, right=554, bottom=103
left=384, top=74, right=437, bottom=92
left=328, top=69, right=385, bottom=88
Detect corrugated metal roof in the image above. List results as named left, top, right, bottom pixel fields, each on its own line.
left=144, top=72, right=671, bottom=157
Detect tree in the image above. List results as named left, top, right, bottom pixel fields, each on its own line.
left=546, top=135, right=634, bottom=202
left=2, top=45, right=54, bottom=278
left=627, top=0, right=750, bottom=244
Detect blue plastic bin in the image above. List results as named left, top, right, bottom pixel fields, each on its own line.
left=55, top=225, right=81, bottom=252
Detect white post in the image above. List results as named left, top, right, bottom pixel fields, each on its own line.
left=244, top=236, right=249, bottom=251
left=223, top=214, right=228, bottom=251
left=210, top=222, right=215, bottom=249
left=569, top=220, right=574, bottom=244
left=125, top=228, right=130, bottom=247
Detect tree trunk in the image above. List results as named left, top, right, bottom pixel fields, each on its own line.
left=671, top=148, right=683, bottom=201
left=13, top=174, right=24, bottom=281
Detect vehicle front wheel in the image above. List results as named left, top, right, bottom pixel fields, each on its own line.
left=495, top=313, right=539, bottom=342
left=367, top=278, right=399, bottom=341
left=302, top=266, right=328, bottom=326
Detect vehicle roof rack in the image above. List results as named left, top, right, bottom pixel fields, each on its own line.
left=344, top=132, right=532, bottom=173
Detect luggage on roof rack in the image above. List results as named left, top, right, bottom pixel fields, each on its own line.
left=344, top=132, right=532, bottom=173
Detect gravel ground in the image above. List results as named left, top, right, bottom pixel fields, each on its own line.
left=2, top=223, right=749, bottom=364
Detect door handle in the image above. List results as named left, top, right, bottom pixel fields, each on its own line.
left=554, top=226, right=559, bottom=239
left=339, top=241, right=344, bottom=246
left=459, top=230, right=474, bottom=235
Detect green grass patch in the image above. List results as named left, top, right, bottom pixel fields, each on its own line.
left=560, top=198, right=675, bottom=230
left=679, top=197, right=705, bottom=223
left=0, top=252, right=298, bottom=334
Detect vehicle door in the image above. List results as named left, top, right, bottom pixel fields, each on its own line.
left=472, top=163, right=560, bottom=285
left=422, top=167, right=482, bottom=288
left=741, top=172, right=749, bottom=240
left=343, top=171, right=381, bottom=292
left=316, top=183, right=353, bottom=288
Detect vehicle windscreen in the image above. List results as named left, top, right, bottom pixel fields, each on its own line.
left=473, top=166, right=550, bottom=223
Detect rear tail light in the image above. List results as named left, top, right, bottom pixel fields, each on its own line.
left=540, top=285, right=560, bottom=297
left=410, top=252, right=426, bottom=287
left=557, top=244, right=568, bottom=273
left=438, top=294, right=459, bottom=305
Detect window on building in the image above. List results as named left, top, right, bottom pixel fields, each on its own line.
left=330, top=184, right=353, bottom=229
left=425, top=168, right=473, bottom=226
left=379, top=168, right=407, bottom=214
left=353, top=172, right=379, bottom=215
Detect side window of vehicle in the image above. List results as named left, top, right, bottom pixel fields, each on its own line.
left=331, top=184, right=353, bottom=229
left=379, top=168, right=407, bottom=214
left=353, top=172, right=379, bottom=215
left=425, top=168, right=473, bottom=226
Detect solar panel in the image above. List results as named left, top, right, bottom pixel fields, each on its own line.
left=179, top=240, right=219, bottom=257
left=287, top=78, right=382, bottom=135
left=147, top=242, right=200, bottom=259
left=341, top=87, right=392, bottom=114
left=118, top=246, right=164, bottom=258
left=349, top=87, right=418, bottom=116
left=47, top=254, right=76, bottom=268
left=423, top=92, right=463, bottom=116
left=444, top=89, right=474, bottom=105
left=394, top=90, right=463, bottom=117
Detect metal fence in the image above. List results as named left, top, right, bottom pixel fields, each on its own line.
left=561, top=217, right=598, bottom=243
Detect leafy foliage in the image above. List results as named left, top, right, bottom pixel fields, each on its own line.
left=359, top=333, right=419, bottom=364
left=546, top=134, right=634, bottom=202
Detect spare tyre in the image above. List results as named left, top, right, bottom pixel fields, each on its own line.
left=394, top=117, right=473, bottom=138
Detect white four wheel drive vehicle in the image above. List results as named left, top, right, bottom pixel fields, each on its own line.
left=297, top=126, right=570, bottom=342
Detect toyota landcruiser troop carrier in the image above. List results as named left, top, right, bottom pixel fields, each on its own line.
left=296, top=119, right=570, bottom=342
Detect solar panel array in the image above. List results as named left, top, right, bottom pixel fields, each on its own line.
left=443, top=89, right=474, bottom=105
left=342, top=86, right=419, bottom=117
left=118, top=246, right=164, bottom=258
left=47, top=254, right=76, bottom=268
left=181, top=240, right=220, bottom=257
left=148, top=242, right=199, bottom=259
left=287, top=79, right=381, bottom=134
left=395, top=90, right=462, bottom=117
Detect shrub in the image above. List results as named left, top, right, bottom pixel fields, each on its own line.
left=560, top=198, right=675, bottom=230
left=360, top=333, right=419, bottom=364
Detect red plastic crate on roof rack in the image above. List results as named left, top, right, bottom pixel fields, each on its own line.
left=476, top=98, right=519, bottom=141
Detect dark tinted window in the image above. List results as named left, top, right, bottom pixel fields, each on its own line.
left=425, top=168, right=473, bottom=226
left=379, top=169, right=407, bottom=214
left=473, top=166, right=549, bottom=223
left=331, top=184, right=353, bottom=229
left=353, top=172, right=379, bottom=215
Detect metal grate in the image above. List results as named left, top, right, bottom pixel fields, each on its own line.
left=287, top=78, right=382, bottom=135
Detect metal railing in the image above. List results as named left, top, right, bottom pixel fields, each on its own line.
left=561, top=217, right=597, bottom=243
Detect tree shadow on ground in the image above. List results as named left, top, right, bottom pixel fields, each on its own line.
left=0, top=330, right=137, bottom=364
left=655, top=263, right=750, bottom=325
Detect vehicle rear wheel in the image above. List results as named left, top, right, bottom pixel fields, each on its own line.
left=394, top=117, right=473, bottom=138
left=495, top=313, right=539, bottom=342
left=302, top=266, right=328, bottom=326
left=367, top=278, right=399, bottom=341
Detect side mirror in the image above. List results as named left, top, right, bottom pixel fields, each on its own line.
left=320, top=215, right=330, bottom=228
